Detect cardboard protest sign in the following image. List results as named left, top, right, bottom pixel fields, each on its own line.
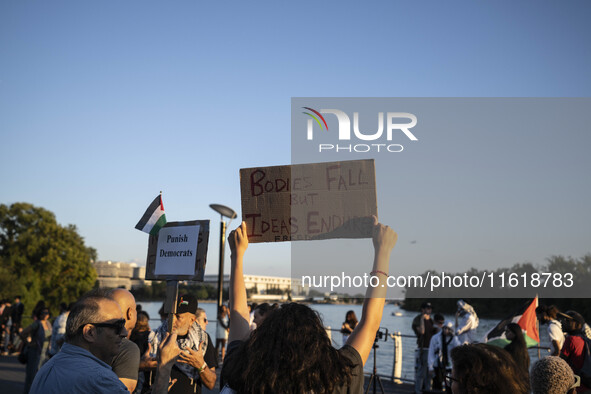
left=145, top=220, right=210, bottom=281
left=240, top=159, right=377, bottom=243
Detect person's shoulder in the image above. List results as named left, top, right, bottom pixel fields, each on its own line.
left=123, top=337, right=140, bottom=350
left=430, top=331, right=441, bottom=342
left=562, top=335, right=578, bottom=348
left=338, top=344, right=362, bottom=366
left=226, top=340, right=243, bottom=353
left=115, top=338, right=141, bottom=359
left=549, top=319, right=562, bottom=328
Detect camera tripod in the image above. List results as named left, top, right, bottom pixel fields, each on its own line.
left=364, top=339, right=386, bottom=394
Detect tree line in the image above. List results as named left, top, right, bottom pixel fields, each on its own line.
left=404, top=255, right=591, bottom=321
left=0, top=203, right=97, bottom=317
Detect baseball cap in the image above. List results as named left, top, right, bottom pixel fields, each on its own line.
left=176, top=294, right=197, bottom=315
left=421, top=302, right=433, bottom=309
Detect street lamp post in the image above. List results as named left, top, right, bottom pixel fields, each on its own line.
left=209, top=204, right=237, bottom=312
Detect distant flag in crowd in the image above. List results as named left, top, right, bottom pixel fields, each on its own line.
left=484, top=296, right=539, bottom=348
left=135, top=194, right=167, bottom=235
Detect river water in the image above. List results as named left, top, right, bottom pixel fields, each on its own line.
left=138, top=301, right=550, bottom=382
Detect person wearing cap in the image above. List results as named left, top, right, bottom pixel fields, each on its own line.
left=412, top=301, right=436, bottom=393
left=428, top=319, right=460, bottom=391
left=531, top=356, right=581, bottom=394
left=560, top=310, right=591, bottom=391
left=152, top=294, right=215, bottom=394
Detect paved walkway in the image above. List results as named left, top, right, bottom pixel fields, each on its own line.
left=1, top=353, right=416, bottom=394
left=0, top=354, right=25, bottom=394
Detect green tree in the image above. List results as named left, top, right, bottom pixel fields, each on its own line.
left=0, top=203, right=97, bottom=316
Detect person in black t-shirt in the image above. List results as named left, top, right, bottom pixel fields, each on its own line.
left=411, top=301, right=436, bottom=393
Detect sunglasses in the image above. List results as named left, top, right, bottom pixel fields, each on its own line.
left=79, top=319, right=126, bottom=335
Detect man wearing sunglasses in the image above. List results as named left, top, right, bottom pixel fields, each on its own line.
left=30, top=289, right=183, bottom=394
left=29, top=289, right=130, bottom=393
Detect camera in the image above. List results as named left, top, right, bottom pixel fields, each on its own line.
left=374, top=327, right=388, bottom=342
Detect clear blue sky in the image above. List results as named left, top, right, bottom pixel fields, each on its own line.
left=1, top=1, right=590, bottom=279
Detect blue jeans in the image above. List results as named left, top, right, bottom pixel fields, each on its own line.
left=414, top=348, right=431, bottom=393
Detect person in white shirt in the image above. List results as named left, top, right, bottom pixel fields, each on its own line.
left=429, top=321, right=460, bottom=390
left=48, top=302, right=70, bottom=357
left=536, top=304, right=565, bottom=356
left=455, top=300, right=479, bottom=344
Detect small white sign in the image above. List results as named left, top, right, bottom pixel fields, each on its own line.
left=154, top=224, right=200, bottom=276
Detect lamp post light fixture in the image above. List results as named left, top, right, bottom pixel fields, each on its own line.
left=209, top=204, right=237, bottom=312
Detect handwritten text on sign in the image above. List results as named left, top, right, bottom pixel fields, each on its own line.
left=240, top=159, right=377, bottom=243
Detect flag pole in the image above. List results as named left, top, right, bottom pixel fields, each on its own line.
left=165, top=280, right=179, bottom=333
left=536, top=295, right=541, bottom=359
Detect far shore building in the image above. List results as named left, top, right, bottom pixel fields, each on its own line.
left=93, top=261, right=309, bottom=299
left=202, top=274, right=309, bottom=301
left=93, top=261, right=151, bottom=290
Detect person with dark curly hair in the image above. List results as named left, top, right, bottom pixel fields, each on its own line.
left=504, top=323, right=530, bottom=375
left=448, top=343, right=530, bottom=394
left=221, top=218, right=397, bottom=394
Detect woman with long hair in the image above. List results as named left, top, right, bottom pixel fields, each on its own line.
left=448, top=343, right=530, bottom=394
left=503, top=323, right=530, bottom=374
left=340, top=310, right=358, bottom=346
left=221, top=218, right=397, bottom=393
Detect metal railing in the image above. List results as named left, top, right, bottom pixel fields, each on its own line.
left=326, top=327, right=551, bottom=385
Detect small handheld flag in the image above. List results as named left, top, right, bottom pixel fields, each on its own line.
left=135, top=194, right=167, bottom=235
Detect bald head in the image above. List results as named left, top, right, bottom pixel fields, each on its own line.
left=108, top=289, right=137, bottom=336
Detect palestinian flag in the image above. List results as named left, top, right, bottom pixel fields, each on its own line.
left=484, top=296, right=539, bottom=348
left=135, top=194, right=167, bottom=235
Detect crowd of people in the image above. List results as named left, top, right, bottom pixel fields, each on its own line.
left=410, top=299, right=590, bottom=393
left=2, top=218, right=590, bottom=393
left=0, top=296, right=25, bottom=356
left=0, top=217, right=397, bottom=393
left=411, top=301, right=472, bottom=392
